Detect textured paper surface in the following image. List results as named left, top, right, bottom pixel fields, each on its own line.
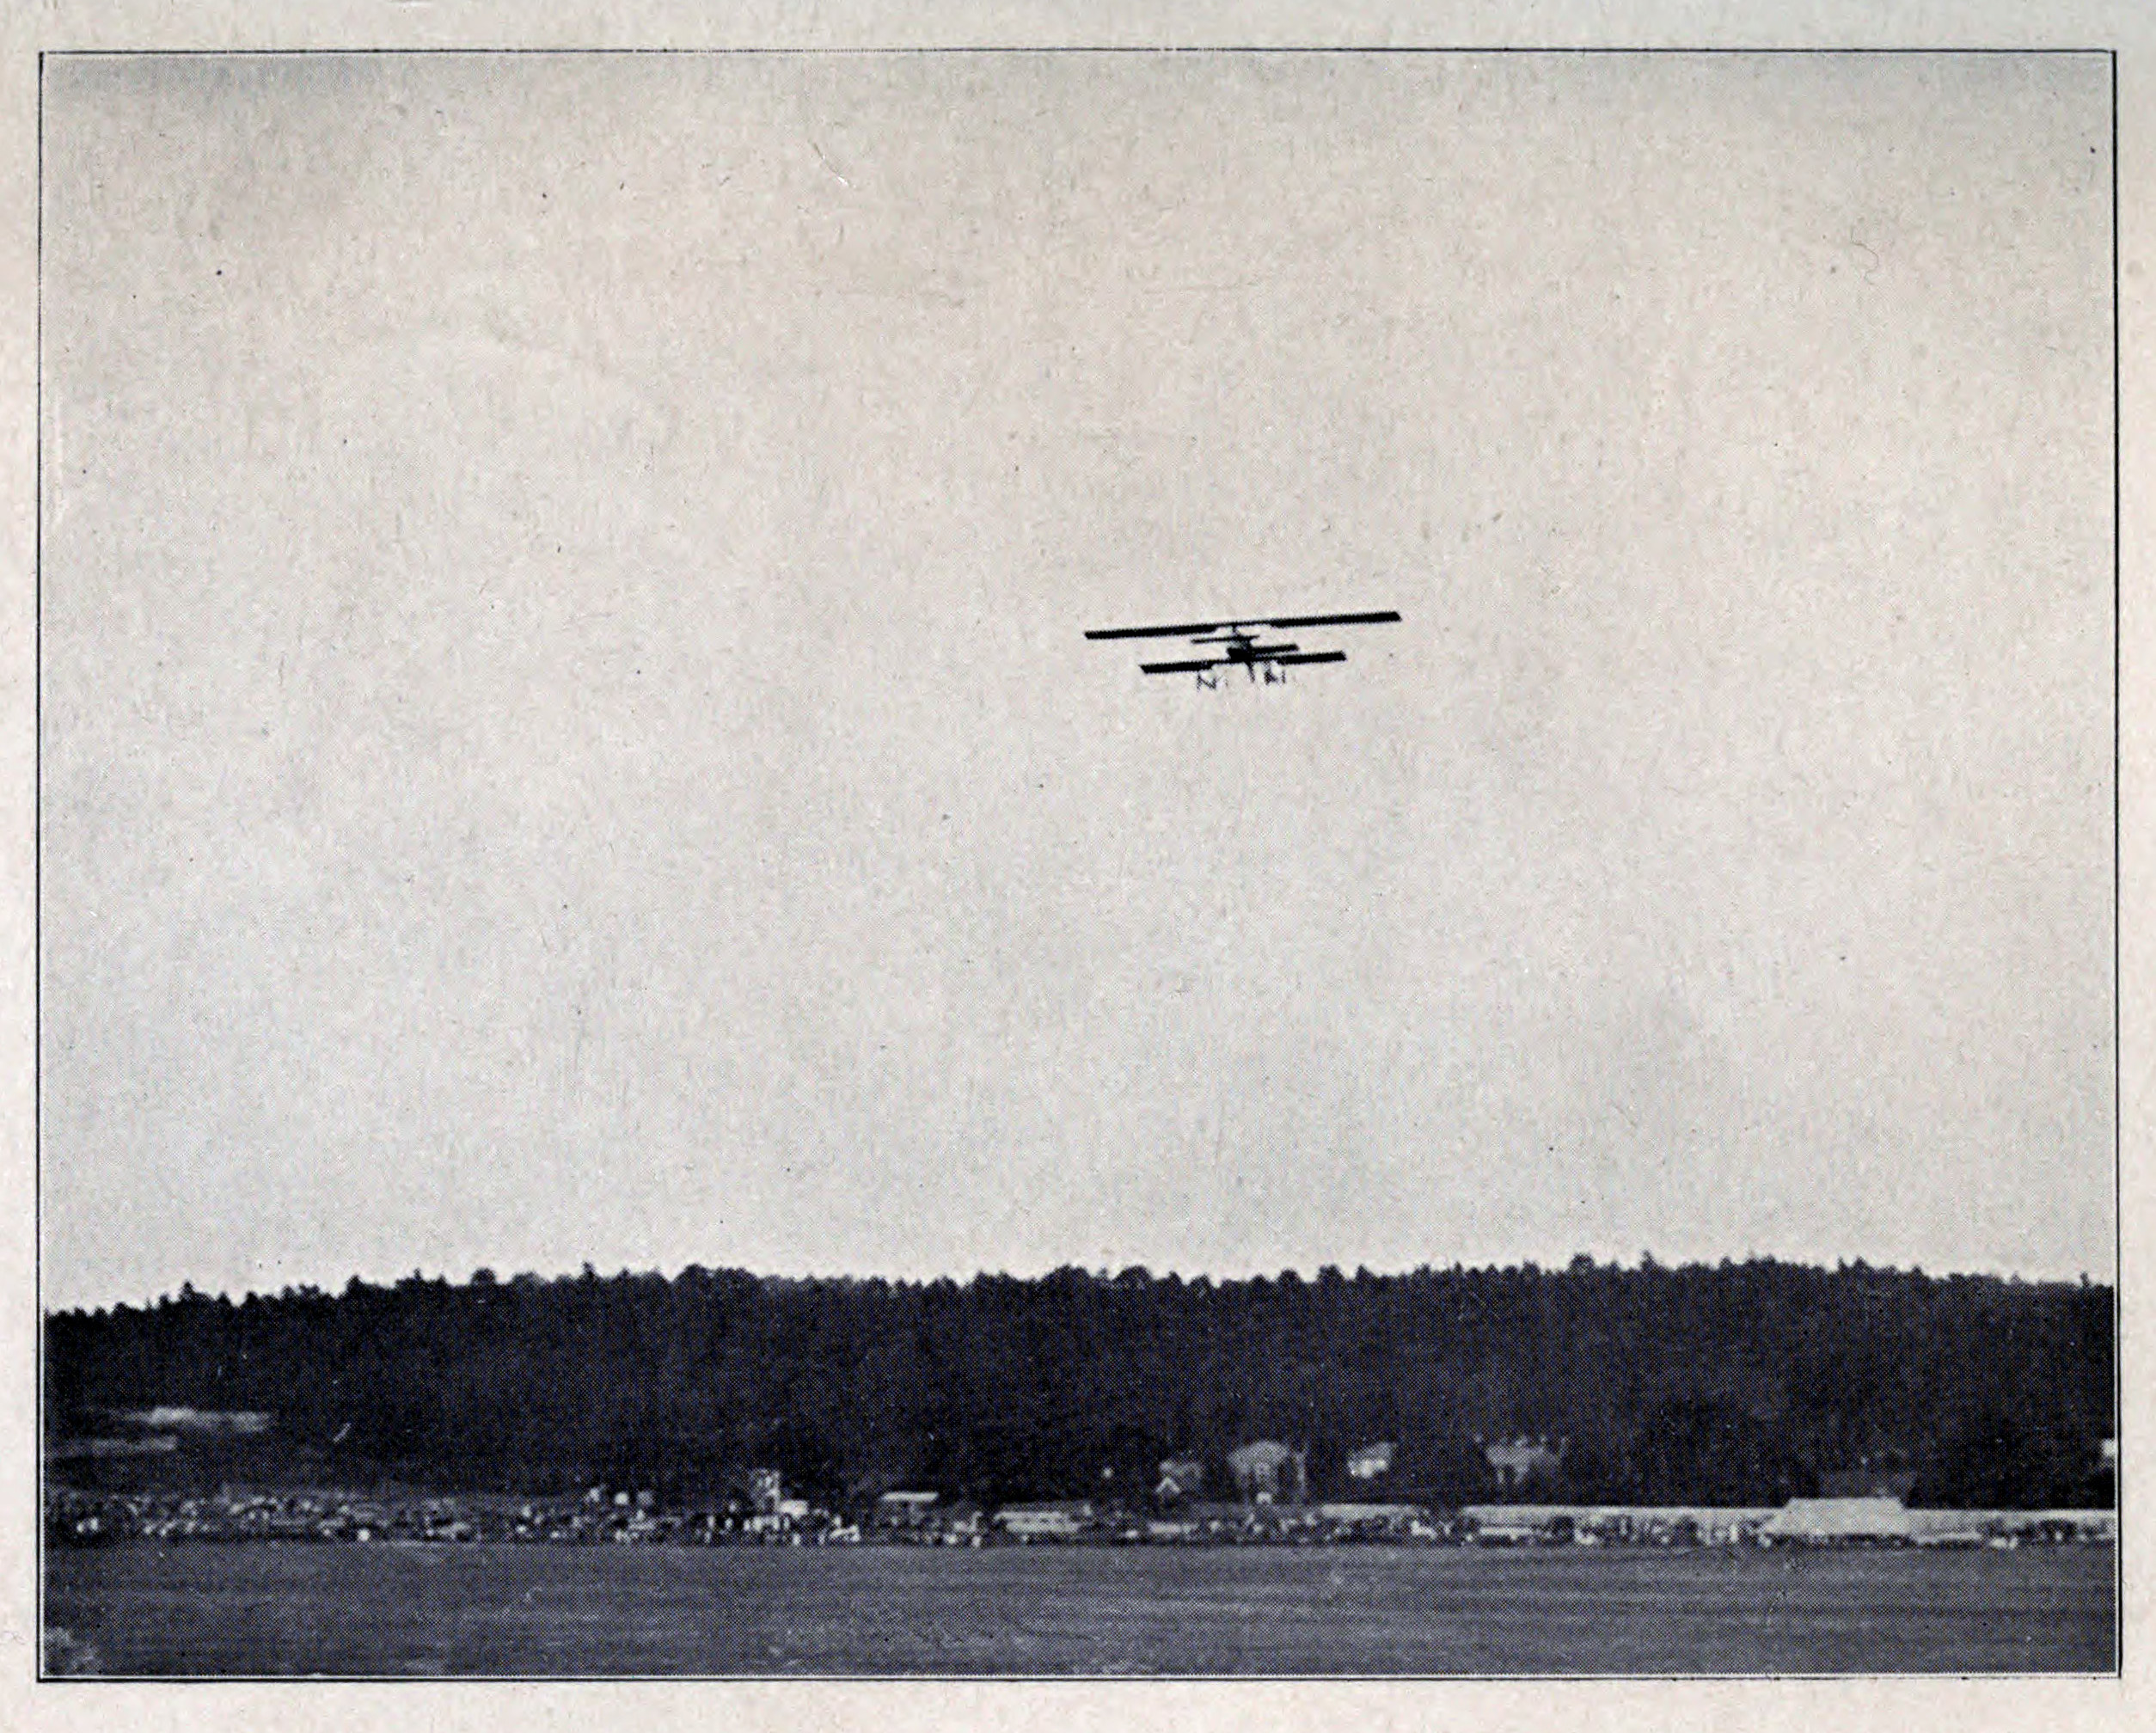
left=3, top=2, right=2149, bottom=1727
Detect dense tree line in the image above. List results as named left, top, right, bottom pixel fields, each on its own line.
left=44, top=1258, right=2114, bottom=1510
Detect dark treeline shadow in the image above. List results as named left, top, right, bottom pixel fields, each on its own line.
left=44, top=1258, right=2114, bottom=1512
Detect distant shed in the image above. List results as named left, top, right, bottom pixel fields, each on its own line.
left=1761, top=1497, right=1913, bottom=1544
left=1344, top=1442, right=1397, bottom=1482
left=874, top=1491, right=940, bottom=1528
left=995, top=1501, right=1095, bottom=1540
left=1228, top=1440, right=1308, bottom=1504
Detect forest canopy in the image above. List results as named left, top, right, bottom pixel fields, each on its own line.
left=44, top=1258, right=2114, bottom=1511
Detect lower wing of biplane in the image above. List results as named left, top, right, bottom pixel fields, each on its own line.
left=1086, top=610, right=1400, bottom=685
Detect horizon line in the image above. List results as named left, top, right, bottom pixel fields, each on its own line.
left=44, top=1249, right=2115, bottom=1316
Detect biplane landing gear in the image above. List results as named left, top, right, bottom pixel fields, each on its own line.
left=1194, top=664, right=1289, bottom=689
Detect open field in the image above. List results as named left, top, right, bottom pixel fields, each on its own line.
left=44, top=1540, right=2116, bottom=1676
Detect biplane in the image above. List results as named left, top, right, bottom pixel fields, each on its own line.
left=1086, top=609, right=1401, bottom=687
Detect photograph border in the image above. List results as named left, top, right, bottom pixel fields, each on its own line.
left=7, top=8, right=2147, bottom=1727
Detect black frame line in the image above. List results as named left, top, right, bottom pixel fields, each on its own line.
left=33, top=44, right=45, bottom=1686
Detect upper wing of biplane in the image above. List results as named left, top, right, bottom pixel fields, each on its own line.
left=1084, top=610, right=1402, bottom=641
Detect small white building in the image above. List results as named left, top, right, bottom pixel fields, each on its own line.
left=874, top=1490, right=940, bottom=1528
left=1483, top=1436, right=1565, bottom=1490
left=1761, top=1497, right=1914, bottom=1545
left=1155, top=1458, right=1207, bottom=1501
left=996, top=1501, right=1094, bottom=1540
left=1228, top=1440, right=1308, bottom=1504
left=1345, top=1442, right=1397, bottom=1482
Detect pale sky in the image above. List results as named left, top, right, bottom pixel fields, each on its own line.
left=40, top=52, right=2114, bottom=1310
